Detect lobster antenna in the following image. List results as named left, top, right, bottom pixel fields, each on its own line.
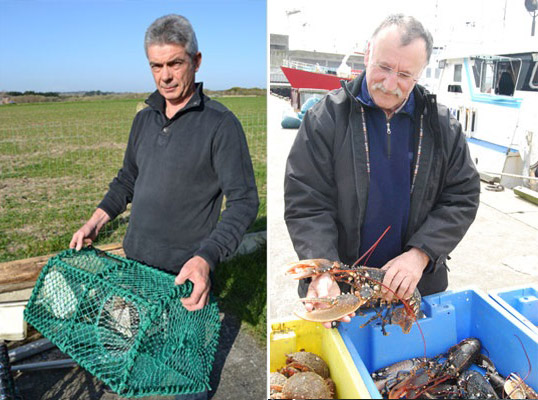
left=352, top=226, right=391, bottom=268
left=515, top=334, right=532, bottom=381
left=503, top=334, right=531, bottom=399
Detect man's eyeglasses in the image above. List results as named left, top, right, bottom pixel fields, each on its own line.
left=371, top=63, right=420, bottom=83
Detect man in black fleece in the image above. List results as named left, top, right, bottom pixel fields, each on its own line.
left=70, top=14, right=259, bottom=317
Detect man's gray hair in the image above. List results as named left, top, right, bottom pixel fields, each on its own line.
left=144, top=14, right=198, bottom=59
left=372, top=14, right=433, bottom=63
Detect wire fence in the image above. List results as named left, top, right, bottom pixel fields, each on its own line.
left=0, top=99, right=266, bottom=263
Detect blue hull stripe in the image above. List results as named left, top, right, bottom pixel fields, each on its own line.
left=467, top=137, right=519, bottom=154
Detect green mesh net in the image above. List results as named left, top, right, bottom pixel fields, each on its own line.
left=24, top=247, right=221, bottom=397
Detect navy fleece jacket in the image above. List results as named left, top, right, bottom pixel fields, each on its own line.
left=356, top=78, right=416, bottom=267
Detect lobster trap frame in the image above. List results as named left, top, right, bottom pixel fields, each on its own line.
left=24, top=247, right=221, bottom=397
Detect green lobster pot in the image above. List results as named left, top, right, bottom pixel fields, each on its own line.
left=24, top=247, right=221, bottom=397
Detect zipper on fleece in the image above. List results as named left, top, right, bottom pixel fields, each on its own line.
left=341, top=79, right=393, bottom=159
left=386, top=118, right=392, bottom=159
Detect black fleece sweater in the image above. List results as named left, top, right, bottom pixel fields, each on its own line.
left=98, top=83, right=259, bottom=273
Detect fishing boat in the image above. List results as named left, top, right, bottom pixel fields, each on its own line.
left=281, top=65, right=348, bottom=90
left=435, top=42, right=538, bottom=190
left=280, top=53, right=363, bottom=91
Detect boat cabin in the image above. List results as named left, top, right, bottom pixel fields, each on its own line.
left=436, top=47, right=538, bottom=189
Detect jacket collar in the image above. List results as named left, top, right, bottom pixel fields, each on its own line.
left=145, top=82, right=205, bottom=119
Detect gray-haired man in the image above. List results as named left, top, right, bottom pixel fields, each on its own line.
left=285, top=14, right=480, bottom=328
left=71, top=15, right=259, bottom=397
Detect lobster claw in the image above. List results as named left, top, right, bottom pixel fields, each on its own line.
left=285, top=259, right=342, bottom=279
left=390, top=307, right=415, bottom=335
left=294, top=293, right=364, bottom=322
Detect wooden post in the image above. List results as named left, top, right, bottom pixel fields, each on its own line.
left=0, top=244, right=124, bottom=294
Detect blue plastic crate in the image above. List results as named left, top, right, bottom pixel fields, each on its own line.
left=490, top=285, right=538, bottom=334
left=337, top=288, right=538, bottom=398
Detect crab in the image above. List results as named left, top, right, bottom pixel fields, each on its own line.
left=283, top=350, right=330, bottom=379
left=271, top=372, right=335, bottom=399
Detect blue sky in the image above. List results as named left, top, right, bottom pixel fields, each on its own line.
left=0, top=0, right=267, bottom=92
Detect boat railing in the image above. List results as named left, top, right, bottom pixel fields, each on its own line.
left=282, top=59, right=338, bottom=75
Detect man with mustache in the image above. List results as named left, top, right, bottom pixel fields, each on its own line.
left=70, top=15, right=258, bottom=398
left=284, top=14, right=480, bottom=328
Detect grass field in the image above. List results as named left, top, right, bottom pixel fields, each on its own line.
left=0, top=96, right=266, bottom=263
left=214, top=243, right=266, bottom=344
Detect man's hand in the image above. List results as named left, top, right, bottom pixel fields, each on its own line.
left=306, top=272, right=355, bottom=329
left=70, top=223, right=99, bottom=251
left=69, top=208, right=110, bottom=251
left=380, top=247, right=429, bottom=301
left=175, top=256, right=211, bottom=311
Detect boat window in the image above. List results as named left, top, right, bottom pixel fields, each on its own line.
left=454, top=64, right=462, bottom=82
left=448, top=84, right=462, bottom=93
left=494, top=59, right=520, bottom=96
left=471, top=110, right=477, bottom=133
left=470, top=57, right=521, bottom=95
left=480, top=61, right=495, bottom=93
left=472, top=60, right=481, bottom=88
left=531, top=61, right=538, bottom=89
left=495, top=70, right=515, bottom=95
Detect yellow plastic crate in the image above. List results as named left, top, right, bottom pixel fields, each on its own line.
left=270, top=318, right=370, bottom=399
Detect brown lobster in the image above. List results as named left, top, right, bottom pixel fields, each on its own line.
left=286, top=258, right=422, bottom=335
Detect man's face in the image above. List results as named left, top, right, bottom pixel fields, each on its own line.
left=364, top=26, right=427, bottom=113
left=147, top=43, right=201, bottom=105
